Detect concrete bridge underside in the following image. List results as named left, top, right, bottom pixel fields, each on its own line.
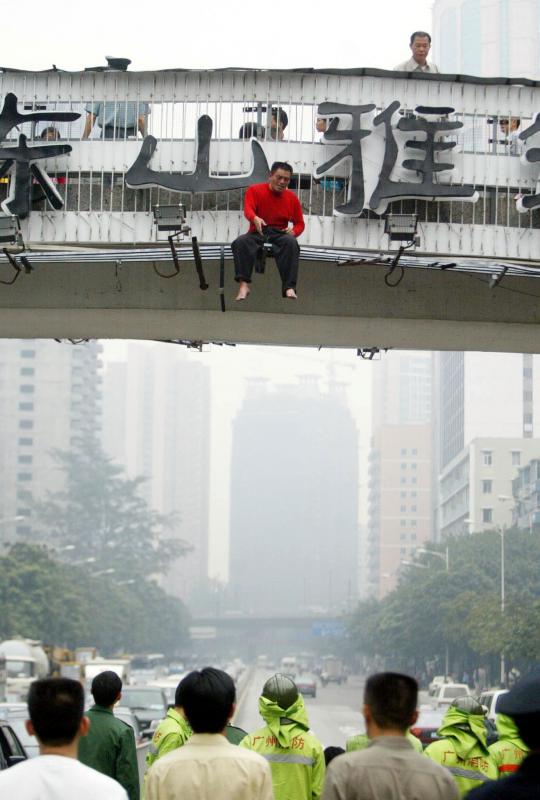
left=0, top=252, right=538, bottom=351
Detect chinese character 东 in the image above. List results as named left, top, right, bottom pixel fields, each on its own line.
left=0, top=93, right=79, bottom=218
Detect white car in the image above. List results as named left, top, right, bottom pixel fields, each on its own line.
left=433, top=683, right=471, bottom=708
left=428, top=676, right=447, bottom=696
left=479, top=689, right=508, bottom=722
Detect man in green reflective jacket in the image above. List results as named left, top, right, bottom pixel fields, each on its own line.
left=425, top=696, right=498, bottom=796
left=146, top=683, right=192, bottom=769
left=78, top=670, right=140, bottom=800
left=240, top=673, right=325, bottom=800
left=489, top=713, right=529, bottom=777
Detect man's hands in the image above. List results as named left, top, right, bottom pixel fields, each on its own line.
left=253, top=216, right=267, bottom=235
left=253, top=217, right=295, bottom=236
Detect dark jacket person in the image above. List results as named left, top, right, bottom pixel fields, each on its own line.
left=78, top=670, right=140, bottom=800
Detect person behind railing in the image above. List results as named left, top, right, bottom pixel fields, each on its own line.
left=40, top=126, right=61, bottom=140
left=394, top=31, right=440, bottom=73
left=82, top=99, right=150, bottom=139
left=231, top=161, right=305, bottom=301
left=315, top=117, right=339, bottom=140
left=269, top=106, right=288, bottom=140
left=239, top=121, right=266, bottom=140
left=498, top=117, right=522, bottom=156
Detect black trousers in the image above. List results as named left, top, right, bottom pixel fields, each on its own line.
left=232, top=229, right=300, bottom=291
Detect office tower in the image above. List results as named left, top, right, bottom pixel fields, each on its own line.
left=0, top=339, right=102, bottom=543
left=366, top=352, right=433, bottom=599
left=102, top=343, right=211, bottom=603
left=228, top=376, right=359, bottom=614
left=437, top=352, right=540, bottom=537
left=433, top=0, right=540, bottom=78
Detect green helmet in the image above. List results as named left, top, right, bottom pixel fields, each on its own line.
left=262, top=673, right=298, bottom=710
left=450, top=695, right=485, bottom=715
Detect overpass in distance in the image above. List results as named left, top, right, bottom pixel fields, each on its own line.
left=0, top=64, right=538, bottom=352
left=189, top=614, right=350, bottom=658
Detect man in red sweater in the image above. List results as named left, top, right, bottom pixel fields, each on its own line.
left=232, top=161, right=305, bottom=300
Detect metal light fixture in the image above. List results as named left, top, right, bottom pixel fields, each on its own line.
left=384, top=213, right=419, bottom=245
left=0, top=215, right=22, bottom=245
left=152, top=204, right=191, bottom=277
left=357, top=347, right=385, bottom=360
left=151, top=204, right=209, bottom=290
left=152, top=204, right=190, bottom=234
left=383, top=214, right=420, bottom=287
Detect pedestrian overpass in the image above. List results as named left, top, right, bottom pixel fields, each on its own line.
left=189, top=614, right=349, bottom=659
left=0, top=63, right=538, bottom=351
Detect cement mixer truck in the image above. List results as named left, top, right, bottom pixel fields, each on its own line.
left=0, top=638, right=49, bottom=700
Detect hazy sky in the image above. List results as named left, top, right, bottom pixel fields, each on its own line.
left=103, top=341, right=374, bottom=580
left=204, top=344, right=373, bottom=579
left=3, top=0, right=434, bottom=72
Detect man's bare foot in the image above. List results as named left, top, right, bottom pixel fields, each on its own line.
left=285, top=288, right=297, bottom=299
left=235, top=282, right=250, bottom=301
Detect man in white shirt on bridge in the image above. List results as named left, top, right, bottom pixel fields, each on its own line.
left=394, top=32, right=440, bottom=73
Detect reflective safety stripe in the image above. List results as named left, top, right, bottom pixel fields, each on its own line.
left=148, top=743, right=159, bottom=755
left=264, top=754, right=315, bottom=766
left=447, top=767, right=491, bottom=782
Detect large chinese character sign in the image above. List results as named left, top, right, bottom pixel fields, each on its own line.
left=0, top=93, right=80, bottom=218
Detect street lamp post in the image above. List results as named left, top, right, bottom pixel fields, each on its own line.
left=407, top=546, right=450, bottom=677
left=497, top=495, right=513, bottom=687
left=500, top=524, right=506, bottom=686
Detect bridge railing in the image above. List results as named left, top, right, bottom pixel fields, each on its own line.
left=1, top=67, right=540, bottom=259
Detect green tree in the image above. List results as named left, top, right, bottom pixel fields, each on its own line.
left=0, top=544, right=188, bottom=654
left=33, top=437, right=190, bottom=581
left=350, top=530, right=540, bottom=673
left=0, top=544, right=90, bottom=644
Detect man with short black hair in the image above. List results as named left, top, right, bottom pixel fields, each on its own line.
left=0, top=677, right=127, bottom=799
left=270, top=107, right=288, bottom=140
left=145, top=667, right=273, bottom=800
left=394, top=32, right=440, bottom=73
left=232, top=161, right=305, bottom=301
left=78, top=670, right=139, bottom=800
left=322, top=672, right=459, bottom=800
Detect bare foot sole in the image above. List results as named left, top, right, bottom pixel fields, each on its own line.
left=285, top=288, right=297, bottom=299
left=235, top=284, right=250, bottom=301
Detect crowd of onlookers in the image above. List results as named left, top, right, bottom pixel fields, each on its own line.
left=0, top=662, right=538, bottom=800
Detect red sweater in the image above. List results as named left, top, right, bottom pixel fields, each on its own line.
left=244, top=183, right=305, bottom=237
